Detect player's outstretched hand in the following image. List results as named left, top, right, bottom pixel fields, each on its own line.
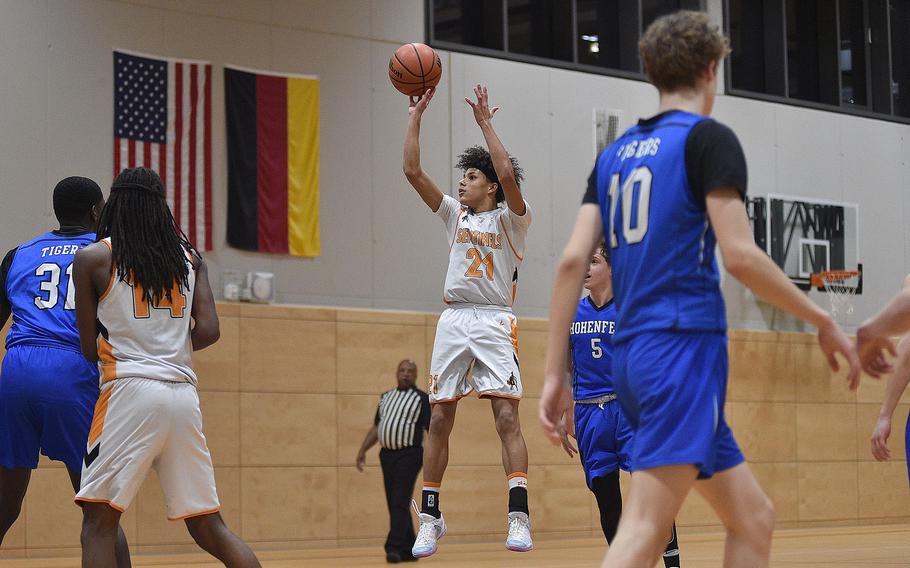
left=856, top=324, right=897, bottom=378
left=408, top=88, right=435, bottom=117
left=539, top=378, right=571, bottom=447
left=817, top=318, right=862, bottom=390
left=870, top=416, right=892, bottom=462
left=464, top=84, right=499, bottom=126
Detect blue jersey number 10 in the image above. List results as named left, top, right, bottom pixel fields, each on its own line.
left=607, top=166, right=653, bottom=247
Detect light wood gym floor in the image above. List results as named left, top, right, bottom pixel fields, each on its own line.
left=2, top=524, right=908, bottom=567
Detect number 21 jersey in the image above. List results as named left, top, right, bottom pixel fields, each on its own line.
left=435, top=194, right=531, bottom=307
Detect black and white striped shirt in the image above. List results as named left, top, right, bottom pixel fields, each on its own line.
left=374, top=387, right=430, bottom=450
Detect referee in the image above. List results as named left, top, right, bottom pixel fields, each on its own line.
left=356, top=359, right=430, bottom=563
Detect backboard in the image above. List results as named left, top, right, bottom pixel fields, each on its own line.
left=751, top=194, right=861, bottom=293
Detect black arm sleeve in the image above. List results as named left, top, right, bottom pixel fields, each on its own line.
left=685, top=120, right=748, bottom=208
left=582, top=166, right=599, bottom=204
left=0, top=247, right=17, bottom=313
left=419, top=391, right=431, bottom=431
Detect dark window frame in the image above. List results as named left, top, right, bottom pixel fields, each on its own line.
left=425, top=0, right=705, bottom=84
left=426, top=0, right=910, bottom=125
left=723, top=0, right=910, bottom=126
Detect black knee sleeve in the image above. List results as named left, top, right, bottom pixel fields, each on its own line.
left=590, top=471, right=622, bottom=544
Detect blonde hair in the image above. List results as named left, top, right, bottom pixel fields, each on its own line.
left=639, top=10, right=730, bottom=92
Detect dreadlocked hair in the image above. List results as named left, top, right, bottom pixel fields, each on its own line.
left=455, top=145, right=524, bottom=203
left=96, top=167, right=200, bottom=304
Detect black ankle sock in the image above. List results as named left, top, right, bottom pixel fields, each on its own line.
left=421, top=490, right=440, bottom=518
left=508, top=487, right=528, bottom=515
left=662, top=522, right=680, bottom=567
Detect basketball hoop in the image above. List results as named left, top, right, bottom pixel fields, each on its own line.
left=810, top=270, right=861, bottom=319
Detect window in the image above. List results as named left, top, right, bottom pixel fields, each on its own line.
left=893, top=0, right=910, bottom=117
left=839, top=0, right=869, bottom=106
left=785, top=0, right=838, bottom=104
left=729, top=0, right=785, bottom=95
left=642, top=0, right=702, bottom=30
left=432, top=0, right=504, bottom=51
left=575, top=0, right=640, bottom=71
left=727, top=0, right=909, bottom=122
left=428, top=0, right=708, bottom=80
left=507, top=0, right=574, bottom=62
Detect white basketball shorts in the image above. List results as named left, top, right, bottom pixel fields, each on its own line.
left=75, top=377, right=220, bottom=520
left=429, top=304, right=522, bottom=403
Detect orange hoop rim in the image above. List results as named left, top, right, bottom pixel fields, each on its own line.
left=810, top=270, right=861, bottom=288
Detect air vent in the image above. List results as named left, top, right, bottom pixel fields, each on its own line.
left=593, top=108, right=623, bottom=159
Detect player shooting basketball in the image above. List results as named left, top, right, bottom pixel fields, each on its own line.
left=402, top=84, right=533, bottom=557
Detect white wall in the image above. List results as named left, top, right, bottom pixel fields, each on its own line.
left=0, top=0, right=907, bottom=330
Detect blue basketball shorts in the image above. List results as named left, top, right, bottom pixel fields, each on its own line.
left=612, top=331, right=744, bottom=479
left=0, top=345, right=99, bottom=472
left=574, top=399, right=633, bottom=488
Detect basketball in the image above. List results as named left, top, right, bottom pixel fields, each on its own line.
left=389, top=42, right=442, bottom=97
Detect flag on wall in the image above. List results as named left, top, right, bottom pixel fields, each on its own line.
left=224, top=66, right=320, bottom=256
left=113, top=49, right=213, bottom=251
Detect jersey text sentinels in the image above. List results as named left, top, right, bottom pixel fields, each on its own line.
left=437, top=195, right=530, bottom=307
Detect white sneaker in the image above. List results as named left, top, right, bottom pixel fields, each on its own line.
left=411, top=500, right=447, bottom=558
left=505, top=511, right=533, bottom=552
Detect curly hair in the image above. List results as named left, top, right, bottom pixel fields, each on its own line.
left=596, top=240, right=610, bottom=265
left=639, top=10, right=730, bottom=92
left=455, top=145, right=524, bottom=203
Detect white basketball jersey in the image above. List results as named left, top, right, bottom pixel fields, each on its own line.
left=436, top=195, right=531, bottom=307
left=95, top=238, right=197, bottom=385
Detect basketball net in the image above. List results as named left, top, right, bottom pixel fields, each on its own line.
left=811, top=271, right=861, bottom=320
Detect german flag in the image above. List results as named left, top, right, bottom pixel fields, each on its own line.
left=225, top=66, right=320, bottom=256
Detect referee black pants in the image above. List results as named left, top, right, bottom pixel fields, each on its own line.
left=380, top=446, right=423, bottom=558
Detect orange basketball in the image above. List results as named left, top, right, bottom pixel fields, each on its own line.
left=388, top=43, right=442, bottom=97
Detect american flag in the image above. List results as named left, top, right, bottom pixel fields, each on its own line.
left=113, top=50, right=212, bottom=250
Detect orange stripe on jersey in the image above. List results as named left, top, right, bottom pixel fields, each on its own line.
left=87, top=385, right=114, bottom=446
left=98, top=337, right=118, bottom=384
left=509, top=317, right=519, bottom=354
left=98, top=240, right=117, bottom=301
left=448, top=209, right=463, bottom=252
left=499, top=218, right=522, bottom=261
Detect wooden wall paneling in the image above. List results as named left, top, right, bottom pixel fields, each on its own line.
left=797, top=462, right=859, bottom=522
left=240, top=467, right=337, bottom=542
left=796, top=403, right=858, bottom=461
left=240, top=393, right=337, bottom=466
left=240, top=318, right=336, bottom=394
left=336, top=321, right=426, bottom=395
